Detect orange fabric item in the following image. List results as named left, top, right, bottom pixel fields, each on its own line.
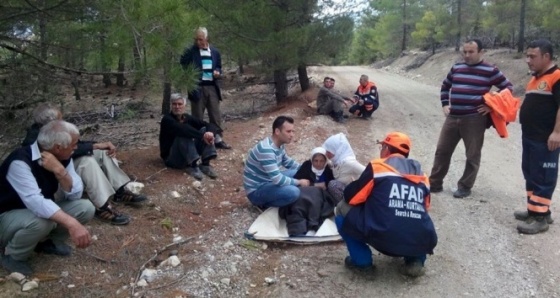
left=483, top=89, right=521, bottom=138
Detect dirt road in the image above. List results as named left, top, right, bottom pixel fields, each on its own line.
left=260, top=66, right=560, bottom=298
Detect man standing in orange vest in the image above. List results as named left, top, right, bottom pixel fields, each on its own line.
left=516, top=39, right=560, bottom=234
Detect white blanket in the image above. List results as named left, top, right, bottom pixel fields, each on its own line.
left=246, top=207, right=342, bottom=243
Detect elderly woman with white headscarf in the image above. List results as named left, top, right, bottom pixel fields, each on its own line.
left=322, top=133, right=366, bottom=202
left=279, top=147, right=337, bottom=237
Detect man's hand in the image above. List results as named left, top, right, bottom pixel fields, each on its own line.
left=358, top=99, right=364, bottom=106
left=477, top=104, right=492, bottom=115
left=213, top=70, right=220, bottom=78
left=548, top=131, right=560, bottom=151
left=344, top=99, right=352, bottom=107
left=298, top=179, right=311, bottom=187
left=442, top=106, right=450, bottom=116
left=94, top=142, right=117, bottom=158
left=40, top=151, right=66, bottom=175
left=68, top=224, right=91, bottom=249
left=203, top=132, right=215, bottom=145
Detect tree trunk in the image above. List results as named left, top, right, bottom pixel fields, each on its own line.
left=401, top=0, right=407, bottom=52
left=162, top=82, right=171, bottom=115
left=71, top=73, right=81, bottom=101
left=297, top=64, right=310, bottom=92
left=99, top=32, right=112, bottom=87
left=238, top=58, right=244, bottom=74
left=116, top=55, right=125, bottom=86
left=38, top=0, right=49, bottom=95
left=517, top=0, right=526, bottom=53
left=274, top=69, right=288, bottom=104
left=455, top=0, right=462, bottom=52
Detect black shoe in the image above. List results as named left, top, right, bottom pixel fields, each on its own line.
left=34, top=239, right=72, bottom=256
left=95, top=203, right=130, bottom=225
left=112, top=184, right=147, bottom=206
left=186, top=166, right=204, bottom=180
left=215, top=141, right=232, bottom=149
left=1, top=255, right=32, bottom=276
left=453, top=188, right=471, bottom=198
left=200, top=165, right=218, bottom=179
left=517, top=215, right=549, bottom=234
left=401, top=261, right=425, bottom=277
left=344, top=256, right=374, bottom=272
left=514, top=210, right=554, bottom=224
left=430, top=186, right=443, bottom=193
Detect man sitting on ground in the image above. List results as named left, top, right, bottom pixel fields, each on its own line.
left=159, top=93, right=219, bottom=180
left=316, top=77, right=354, bottom=123
left=1, top=120, right=94, bottom=276
left=21, top=104, right=147, bottom=226
left=243, top=115, right=310, bottom=208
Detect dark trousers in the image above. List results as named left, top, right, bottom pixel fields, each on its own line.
left=429, top=114, right=487, bottom=190
left=349, top=104, right=374, bottom=118
left=191, top=85, right=222, bottom=128
left=165, top=136, right=217, bottom=169
left=522, top=136, right=560, bottom=214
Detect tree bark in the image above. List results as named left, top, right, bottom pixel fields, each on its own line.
left=517, top=0, right=527, bottom=53
left=297, top=64, right=310, bottom=92
left=455, top=0, right=462, bottom=52
left=274, top=69, right=288, bottom=104
left=116, top=55, right=125, bottom=86
left=401, top=0, right=407, bottom=52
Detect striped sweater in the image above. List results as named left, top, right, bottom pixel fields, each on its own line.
left=243, top=137, right=300, bottom=194
left=441, top=61, right=513, bottom=116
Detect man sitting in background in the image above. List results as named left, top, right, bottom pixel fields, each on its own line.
left=316, top=77, right=354, bottom=123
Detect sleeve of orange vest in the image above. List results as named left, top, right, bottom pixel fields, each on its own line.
left=423, top=175, right=431, bottom=211
left=344, top=162, right=375, bottom=206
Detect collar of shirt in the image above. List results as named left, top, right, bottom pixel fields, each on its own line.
left=31, top=141, right=41, bottom=161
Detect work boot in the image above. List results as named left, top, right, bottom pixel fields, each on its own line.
left=401, top=261, right=425, bottom=277
left=186, top=166, right=204, bottom=180
left=453, top=188, right=471, bottom=198
left=430, top=185, right=443, bottom=193
left=200, top=165, right=218, bottom=179
left=514, top=210, right=553, bottom=224
left=34, top=239, right=72, bottom=256
left=1, top=255, right=32, bottom=276
left=112, top=184, right=147, bottom=206
left=344, top=256, right=374, bottom=272
left=95, top=203, right=130, bottom=225
left=517, top=215, right=549, bottom=234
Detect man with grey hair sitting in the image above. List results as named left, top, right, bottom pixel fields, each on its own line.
left=21, top=103, right=147, bottom=226
left=0, top=120, right=94, bottom=275
left=159, top=93, right=219, bottom=180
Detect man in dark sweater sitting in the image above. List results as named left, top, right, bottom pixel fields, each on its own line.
left=159, top=93, right=219, bottom=180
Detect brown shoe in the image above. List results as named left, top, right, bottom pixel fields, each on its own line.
left=95, top=203, right=130, bottom=225
left=112, top=184, right=147, bottom=206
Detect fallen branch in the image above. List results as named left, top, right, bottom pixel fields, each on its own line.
left=145, top=167, right=167, bottom=181
left=130, top=237, right=193, bottom=297
left=145, top=274, right=189, bottom=292
left=78, top=250, right=118, bottom=264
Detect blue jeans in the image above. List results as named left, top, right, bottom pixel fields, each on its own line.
left=521, top=136, right=560, bottom=214
left=247, top=169, right=300, bottom=208
left=335, top=215, right=426, bottom=267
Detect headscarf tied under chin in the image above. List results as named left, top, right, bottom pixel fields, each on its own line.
left=322, top=133, right=356, bottom=166
left=310, top=147, right=327, bottom=177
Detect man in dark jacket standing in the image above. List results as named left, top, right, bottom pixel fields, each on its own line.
left=159, top=93, right=219, bottom=180
left=335, top=132, right=437, bottom=277
left=180, top=27, right=231, bottom=149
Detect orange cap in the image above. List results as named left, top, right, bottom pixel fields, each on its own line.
left=382, top=132, right=411, bottom=154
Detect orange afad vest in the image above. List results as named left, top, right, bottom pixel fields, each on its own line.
left=482, top=89, right=520, bottom=138
left=356, top=81, right=377, bottom=111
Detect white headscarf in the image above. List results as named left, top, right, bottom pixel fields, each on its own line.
left=310, top=147, right=327, bottom=177
left=322, top=133, right=356, bottom=166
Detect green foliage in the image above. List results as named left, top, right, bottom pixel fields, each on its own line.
left=411, top=10, right=448, bottom=52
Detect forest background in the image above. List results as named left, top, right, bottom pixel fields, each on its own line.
left=0, top=0, right=557, bottom=157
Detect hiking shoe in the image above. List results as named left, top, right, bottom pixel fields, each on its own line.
left=401, top=261, right=425, bottom=277
left=200, top=165, right=218, bottom=179
left=430, top=186, right=443, bottom=193
left=112, top=185, right=147, bottom=206
left=453, top=188, right=471, bottom=198
left=344, top=256, right=374, bottom=272
left=1, top=255, right=32, bottom=276
left=517, top=216, right=549, bottom=234
left=186, top=166, right=204, bottom=180
left=34, top=239, right=72, bottom=256
left=95, top=204, right=130, bottom=225
left=215, top=141, right=232, bottom=149
left=514, top=210, right=554, bottom=224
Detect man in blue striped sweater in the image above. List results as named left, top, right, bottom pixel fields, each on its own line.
left=429, top=39, right=513, bottom=198
left=243, top=116, right=310, bottom=208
